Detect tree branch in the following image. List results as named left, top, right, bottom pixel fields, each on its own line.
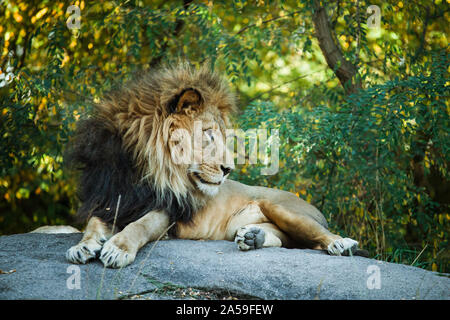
left=311, top=0, right=360, bottom=95
left=235, top=10, right=303, bottom=35
left=247, top=68, right=327, bottom=103
left=412, top=7, right=430, bottom=63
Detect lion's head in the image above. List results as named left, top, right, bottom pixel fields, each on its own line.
left=67, top=62, right=236, bottom=229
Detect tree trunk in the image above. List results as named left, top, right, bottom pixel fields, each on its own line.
left=312, top=0, right=361, bottom=95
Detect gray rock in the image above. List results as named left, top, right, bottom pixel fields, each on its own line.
left=0, top=233, right=448, bottom=300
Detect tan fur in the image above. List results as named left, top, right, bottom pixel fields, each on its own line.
left=176, top=180, right=340, bottom=250
left=67, top=63, right=359, bottom=268
left=71, top=179, right=353, bottom=268
left=80, top=217, right=112, bottom=243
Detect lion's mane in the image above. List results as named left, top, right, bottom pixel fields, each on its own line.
left=66, top=63, right=235, bottom=232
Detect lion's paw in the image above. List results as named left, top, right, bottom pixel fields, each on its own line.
left=99, top=238, right=135, bottom=268
left=66, top=238, right=105, bottom=264
left=235, top=226, right=265, bottom=251
left=327, top=238, right=358, bottom=256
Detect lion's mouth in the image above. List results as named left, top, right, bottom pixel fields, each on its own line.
left=193, top=172, right=222, bottom=185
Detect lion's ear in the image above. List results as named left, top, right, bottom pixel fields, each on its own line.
left=167, top=88, right=202, bottom=114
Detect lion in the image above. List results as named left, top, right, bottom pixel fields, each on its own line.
left=65, top=62, right=367, bottom=268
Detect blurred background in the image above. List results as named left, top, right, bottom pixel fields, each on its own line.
left=0, top=0, right=448, bottom=272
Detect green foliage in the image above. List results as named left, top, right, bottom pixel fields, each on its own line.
left=235, top=51, right=449, bottom=272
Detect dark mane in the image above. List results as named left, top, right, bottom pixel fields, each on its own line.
left=64, top=117, right=195, bottom=233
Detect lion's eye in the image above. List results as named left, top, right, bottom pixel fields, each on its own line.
left=204, top=129, right=214, bottom=142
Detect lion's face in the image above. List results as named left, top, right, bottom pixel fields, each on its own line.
left=166, top=88, right=234, bottom=197
left=99, top=64, right=236, bottom=201
left=187, top=115, right=234, bottom=197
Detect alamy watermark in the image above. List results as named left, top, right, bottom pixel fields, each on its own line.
left=367, top=5, right=381, bottom=29
left=66, top=5, right=81, bottom=37
left=366, top=265, right=381, bottom=290
left=170, top=121, right=280, bottom=175
left=66, top=265, right=81, bottom=290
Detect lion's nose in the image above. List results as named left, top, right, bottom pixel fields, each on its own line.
left=220, top=165, right=232, bottom=176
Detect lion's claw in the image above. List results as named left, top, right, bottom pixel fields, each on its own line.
left=327, top=238, right=359, bottom=256
left=99, top=238, right=135, bottom=268
left=66, top=239, right=104, bottom=264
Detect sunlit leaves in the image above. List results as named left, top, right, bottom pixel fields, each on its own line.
left=239, top=51, right=449, bottom=271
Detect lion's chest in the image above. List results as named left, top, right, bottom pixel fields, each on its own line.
left=176, top=194, right=268, bottom=241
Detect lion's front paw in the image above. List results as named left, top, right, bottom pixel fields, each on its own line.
left=99, top=237, right=136, bottom=268
left=235, top=226, right=266, bottom=251
left=327, top=238, right=358, bottom=256
left=66, top=238, right=105, bottom=264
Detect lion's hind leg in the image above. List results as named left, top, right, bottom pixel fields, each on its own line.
left=235, top=223, right=289, bottom=251
left=257, top=200, right=360, bottom=256
left=66, top=217, right=112, bottom=264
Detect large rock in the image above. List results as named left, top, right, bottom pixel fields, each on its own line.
left=0, top=233, right=448, bottom=300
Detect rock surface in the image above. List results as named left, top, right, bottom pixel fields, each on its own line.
left=0, top=233, right=448, bottom=300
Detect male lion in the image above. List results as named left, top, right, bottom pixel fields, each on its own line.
left=66, top=63, right=367, bottom=268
